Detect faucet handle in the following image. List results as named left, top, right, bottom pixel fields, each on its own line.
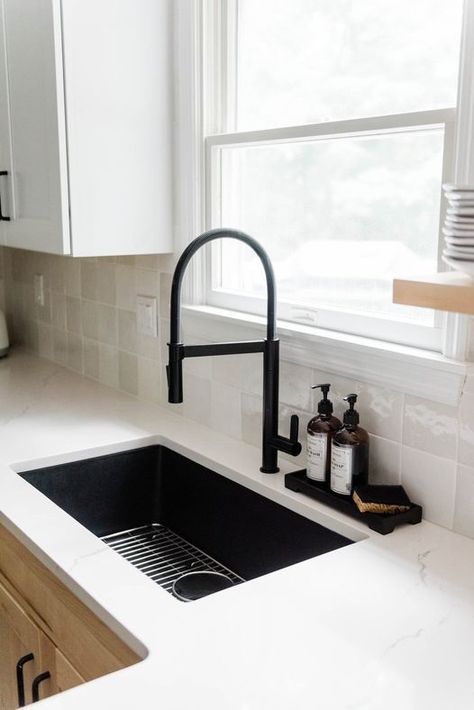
left=274, top=415, right=302, bottom=457
left=290, top=414, right=299, bottom=445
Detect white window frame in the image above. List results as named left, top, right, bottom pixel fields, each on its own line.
left=205, top=110, right=454, bottom=351
left=172, top=0, right=474, bottom=400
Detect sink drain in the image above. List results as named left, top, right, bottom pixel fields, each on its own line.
left=172, top=571, right=235, bottom=601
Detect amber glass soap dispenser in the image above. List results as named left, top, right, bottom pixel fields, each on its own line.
left=330, top=394, right=369, bottom=496
left=306, top=384, right=342, bottom=484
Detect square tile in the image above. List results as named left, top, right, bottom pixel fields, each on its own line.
left=97, top=304, right=117, bottom=345
left=80, top=260, right=98, bottom=301
left=369, top=435, right=401, bottom=485
left=64, top=258, right=82, bottom=298
left=459, top=391, right=474, bottom=467
left=49, top=255, right=65, bottom=293
left=37, top=323, right=53, bottom=360
left=211, top=353, right=242, bottom=388
left=116, top=255, right=136, bottom=266
left=454, top=464, right=474, bottom=539
left=66, top=297, right=82, bottom=334
left=279, top=360, right=312, bottom=411
left=182, top=373, right=211, bottom=425
left=136, top=269, right=159, bottom=306
left=138, top=356, right=161, bottom=403
left=463, top=373, right=474, bottom=394
left=51, top=292, right=66, bottom=331
left=403, top=395, right=458, bottom=460
left=11, top=249, right=27, bottom=283
left=23, top=319, right=39, bottom=352
left=241, top=393, right=262, bottom=448
left=159, top=272, right=171, bottom=318
left=135, top=254, right=160, bottom=270
left=0, top=278, right=5, bottom=311
left=84, top=339, right=99, bottom=380
left=359, top=383, right=404, bottom=442
left=118, top=309, right=137, bottom=353
left=137, top=331, right=160, bottom=360
left=34, top=288, right=51, bottom=324
left=67, top=333, right=83, bottom=373
left=98, top=343, right=119, bottom=389
left=119, top=351, right=138, bottom=395
left=52, top=328, right=68, bottom=366
left=82, top=301, right=98, bottom=340
left=210, top=381, right=242, bottom=440
left=96, top=262, right=116, bottom=305
left=116, top=265, right=136, bottom=311
left=401, top=446, right=456, bottom=528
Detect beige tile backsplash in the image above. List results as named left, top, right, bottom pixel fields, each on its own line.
left=2, top=246, right=474, bottom=538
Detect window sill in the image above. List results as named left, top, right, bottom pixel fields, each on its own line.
left=181, top=305, right=472, bottom=406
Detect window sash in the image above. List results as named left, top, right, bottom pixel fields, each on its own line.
left=204, top=109, right=455, bottom=350
left=205, top=109, right=456, bottom=148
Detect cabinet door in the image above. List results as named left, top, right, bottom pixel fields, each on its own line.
left=0, top=0, right=70, bottom=255
left=0, top=0, right=13, bottom=242
left=61, top=0, right=173, bottom=256
left=0, top=580, right=54, bottom=709
left=53, top=648, right=84, bottom=694
left=0, top=603, right=37, bottom=710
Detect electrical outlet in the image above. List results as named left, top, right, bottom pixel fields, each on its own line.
left=34, top=274, right=45, bottom=306
left=137, top=295, right=158, bottom=337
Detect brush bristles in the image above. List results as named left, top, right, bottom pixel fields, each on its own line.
left=353, top=491, right=411, bottom=514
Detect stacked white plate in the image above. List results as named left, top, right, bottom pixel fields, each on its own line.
left=442, top=183, right=474, bottom=275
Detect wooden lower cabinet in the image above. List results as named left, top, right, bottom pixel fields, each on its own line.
left=0, top=523, right=140, bottom=709
left=0, top=580, right=55, bottom=708
left=53, top=649, right=84, bottom=695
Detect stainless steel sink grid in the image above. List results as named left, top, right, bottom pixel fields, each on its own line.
left=101, top=523, right=244, bottom=598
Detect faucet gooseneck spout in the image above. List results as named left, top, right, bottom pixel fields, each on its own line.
left=167, top=228, right=302, bottom=473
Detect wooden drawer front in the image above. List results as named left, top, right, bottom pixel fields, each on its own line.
left=0, top=523, right=140, bottom=682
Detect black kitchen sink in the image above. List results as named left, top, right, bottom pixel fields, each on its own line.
left=19, top=446, right=353, bottom=600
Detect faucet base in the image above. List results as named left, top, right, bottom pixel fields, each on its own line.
left=260, top=465, right=280, bottom=474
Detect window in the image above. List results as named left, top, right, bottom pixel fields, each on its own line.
left=197, top=1, right=466, bottom=351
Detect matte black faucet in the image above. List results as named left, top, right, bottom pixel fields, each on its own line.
left=166, top=228, right=302, bottom=473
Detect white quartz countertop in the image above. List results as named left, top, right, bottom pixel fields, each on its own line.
left=0, top=351, right=473, bottom=710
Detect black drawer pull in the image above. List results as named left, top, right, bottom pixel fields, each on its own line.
left=32, top=670, right=51, bottom=702
left=16, top=652, right=34, bottom=707
left=0, top=170, right=10, bottom=221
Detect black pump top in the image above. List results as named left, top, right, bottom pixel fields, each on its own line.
left=343, top=393, right=360, bottom=427
left=312, top=383, right=333, bottom=415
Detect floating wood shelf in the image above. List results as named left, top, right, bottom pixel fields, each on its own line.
left=393, top=272, right=474, bottom=315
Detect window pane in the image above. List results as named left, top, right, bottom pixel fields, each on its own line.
left=217, top=128, right=444, bottom=326
left=236, top=0, right=462, bottom=130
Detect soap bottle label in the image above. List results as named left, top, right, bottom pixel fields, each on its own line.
left=330, top=442, right=354, bottom=496
left=306, top=432, right=327, bottom=481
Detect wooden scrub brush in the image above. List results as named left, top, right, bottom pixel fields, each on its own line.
left=353, top=485, right=412, bottom=514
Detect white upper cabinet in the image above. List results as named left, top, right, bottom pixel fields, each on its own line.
left=0, top=0, right=69, bottom=254
left=0, top=0, right=172, bottom=256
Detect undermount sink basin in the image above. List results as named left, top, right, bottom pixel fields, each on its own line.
left=19, top=446, right=353, bottom=600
